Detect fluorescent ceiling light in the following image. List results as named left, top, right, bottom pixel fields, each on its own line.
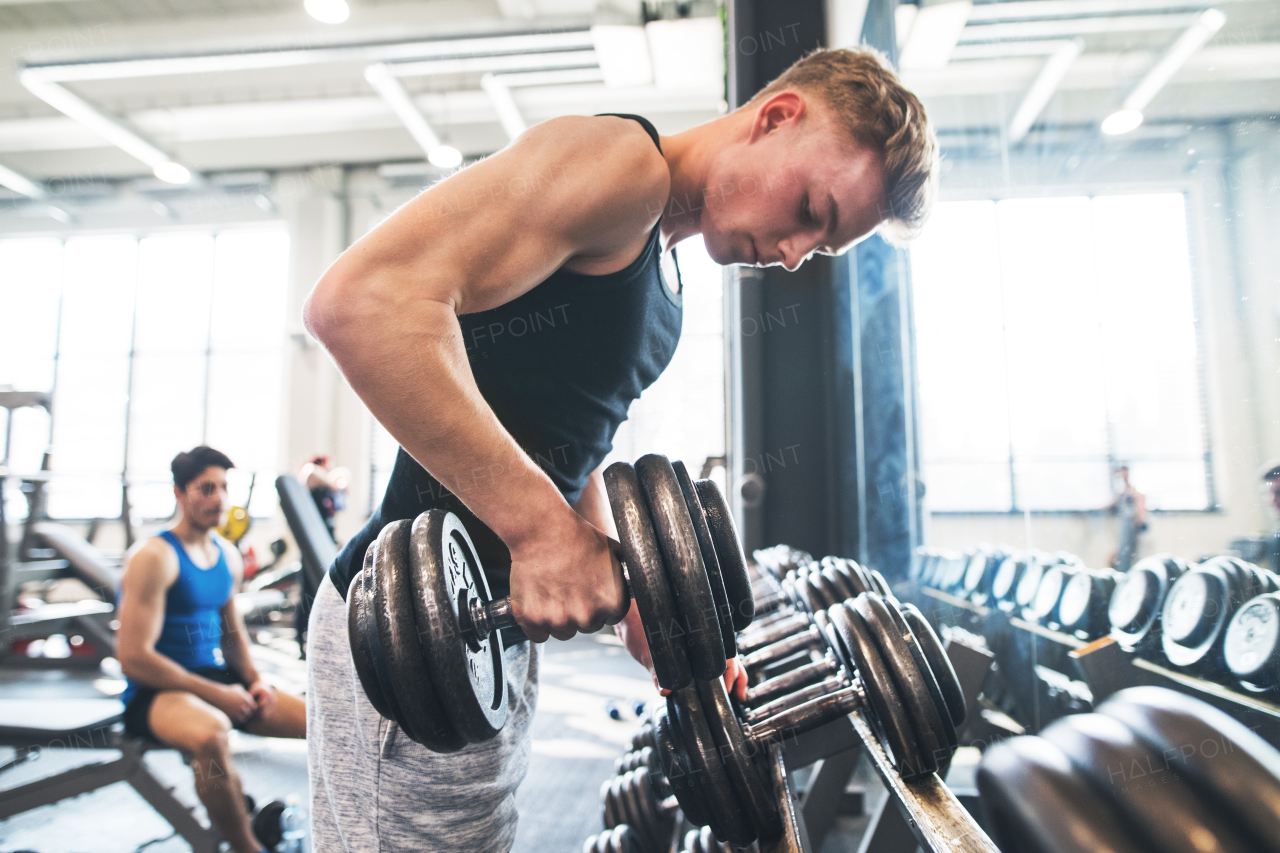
left=480, top=73, right=527, bottom=141
left=1007, top=39, right=1082, bottom=144
left=646, top=18, right=724, bottom=92
left=899, top=0, right=972, bottom=71
left=1123, top=7, right=1226, bottom=111
left=19, top=72, right=196, bottom=179
left=1101, top=108, right=1144, bottom=134
left=153, top=161, right=191, bottom=184
left=386, top=50, right=597, bottom=80
left=428, top=145, right=462, bottom=169
left=590, top=25, right=653, bottom=88
left=1102, top=8, right=1225, bottom=136
left=365, top=62, right=443, bottom=151
left=305, top=0, right=349, bottom=24
left=0, top=161, right=44, bottom=198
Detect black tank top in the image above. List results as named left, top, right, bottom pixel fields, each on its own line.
left=329, top=115, right=682, bottom=599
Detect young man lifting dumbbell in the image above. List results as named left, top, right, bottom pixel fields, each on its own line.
left=303, top=47, right=937, bottom=852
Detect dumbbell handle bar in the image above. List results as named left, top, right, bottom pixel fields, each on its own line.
left=745, top=685, right=862, bottom=743
left=463, top=574, right=634, bottom=642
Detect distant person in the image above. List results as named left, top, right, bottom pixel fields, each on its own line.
left=116, top=446, right=306, bottom=853
left=297, top=454, right=349, bottom=542
left=1263, top=460, right=1280, bottom=574
left=1108, top=464, right=1149, bottom=572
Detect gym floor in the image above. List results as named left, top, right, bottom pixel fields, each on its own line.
left=0, top=630, right=667, bottom=853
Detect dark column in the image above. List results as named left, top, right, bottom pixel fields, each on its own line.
left=725, top=0, right=922, bottom=576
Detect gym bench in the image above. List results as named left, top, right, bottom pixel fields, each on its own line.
left=0, top=698, right=223, bottom=853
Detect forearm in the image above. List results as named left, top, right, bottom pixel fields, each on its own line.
left=307, top=290, right=572, bottom=549
left=220, top=612, right=260, bottom=685
left=121, top=650, right=222, bottom=699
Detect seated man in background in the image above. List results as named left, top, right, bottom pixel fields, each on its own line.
left=116, top=445, right=306, bottom=853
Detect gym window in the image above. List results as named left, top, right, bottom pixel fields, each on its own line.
left=911, top=193, right=1211, bottom=513
left=0, top=228, right=289, bottom=523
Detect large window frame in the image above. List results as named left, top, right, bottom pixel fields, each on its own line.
left=0, top=223, right=290, bottom=523
left=912, top=182, right=1217, bottom=517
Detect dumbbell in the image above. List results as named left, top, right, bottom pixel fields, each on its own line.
left=1108, top=554, right=1189, bottom=652
left=1161, top=556, right=1275, bottom=673
left=990, top=553, right=1029, bottom=607
left=582, top=824, right=645, bottom=853
left=961, top=547, right=1008, bottom=606
left=977, top=686, right=1280, bottom=853
left=345, top=454, right=754, bottom=750
left=658, top=594, right=968, bottom=847
left=680, top=826, right=737, bottom=853
left=601, top=766, right=677, bottom=853
left=1224, top=591, right=1280, bottom=691
left=1056, top=567, right=1124, bottom=639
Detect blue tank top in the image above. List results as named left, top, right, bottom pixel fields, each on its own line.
left=121, top=531, right=233, bottom=703
left=330, top=114, right=683, bottom=600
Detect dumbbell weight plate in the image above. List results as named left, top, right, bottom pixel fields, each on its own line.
left=605, top=462, right=692, bottom=690
left=900, top=603, right=966, bottom=726
left=990, top=556, right=1024, bottom=603
left=1098, top=686, right=1280, bottom=853
left=673, top=461, right=738, bottom=659
left=827, top=603, right=927, bottom=780
left=618, top=771, right=658, bottom=852
left=961, top=552, right=990, bottom=595
left=653, top=703, right=711, bottom=828
left=636, top=455, right=727, bottom=680
left=372, top=520, right=468, bottom=751
left=347, top=547, right=397, bottom=723
left=1162, top=564, right=1232, bottom=669
left=1029, top=566, right=1074, bottom=624
left=883, top=601, right=957, bottom=753
left=693, top=478, right=755, bottom=632
left=977, top=736, right=1150, bottom=853
left=407, top=511, right=508, bottom=744
left=1225, top=593, right=1280, bottom=687
left=695, top=676, right=783, bottom=841
left=1015, top=558, right=1048, bottom=608
left=856, top=595, right=944, bottom=778
left=601, top=776, right=619, bottom=828
left=822, top=566, right=857, bottom=603
left=1042, top=713, right=1256, bottom=853
left=667, top=687, right=755, bottom=845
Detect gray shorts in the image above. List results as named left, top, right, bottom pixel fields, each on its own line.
left=306, top=574, right=539, bottom=852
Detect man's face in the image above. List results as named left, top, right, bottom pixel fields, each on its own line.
left=1269, top=478, right=1280, bottom=514
left=699, top=95, right=887, bottom=270
left=175, top=466, right=229, bottom=531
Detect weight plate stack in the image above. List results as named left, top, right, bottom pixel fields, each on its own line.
left=1161, top=556, right=1258, bottom=673
left=1108, top=554, right=1189, bottom=653
left=978, top=686, right=1280, bottom=853
left=1224, top=592, right=1280, bottom=691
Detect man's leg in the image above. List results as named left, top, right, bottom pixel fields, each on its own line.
left=307, top=574, right=539, bottom=853
left=148, top=691, right=262, bottom=853
left=243, top=690, right=307, bottom=739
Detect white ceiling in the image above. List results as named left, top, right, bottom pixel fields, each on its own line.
left=0, top=0, right=1275, bottom=213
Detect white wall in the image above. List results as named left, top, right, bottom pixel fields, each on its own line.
left=925, top=121, right=1280, bottom=567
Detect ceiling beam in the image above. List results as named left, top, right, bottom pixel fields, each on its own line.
left=480, top=73, right=526, bottom=140
left=1007, top=39, right=1083, bottom=143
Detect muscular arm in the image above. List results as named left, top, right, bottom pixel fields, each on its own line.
left=304, top=117, right=669, bottom=641
left=116, top=541, right=226, bottom=701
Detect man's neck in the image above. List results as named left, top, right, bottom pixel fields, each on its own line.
left=170, top=516, right=213, bottom=548
left=659, top=112, right=746, bottom=250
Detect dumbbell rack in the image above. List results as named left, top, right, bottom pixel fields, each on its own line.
left=716, top=706, right=998, bottom=853
left=916, top=585, right=1280, bottom=749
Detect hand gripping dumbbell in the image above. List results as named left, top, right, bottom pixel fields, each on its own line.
left=345, top=454, right=756, bottom=750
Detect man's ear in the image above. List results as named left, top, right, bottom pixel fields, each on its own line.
left=749, top=91, right=807, bottom=142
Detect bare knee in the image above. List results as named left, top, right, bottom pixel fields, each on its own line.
left=191, top=720, right=232, bottom=760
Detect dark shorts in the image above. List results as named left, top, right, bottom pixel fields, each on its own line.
left=122, top=667, right=247, bottom=740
